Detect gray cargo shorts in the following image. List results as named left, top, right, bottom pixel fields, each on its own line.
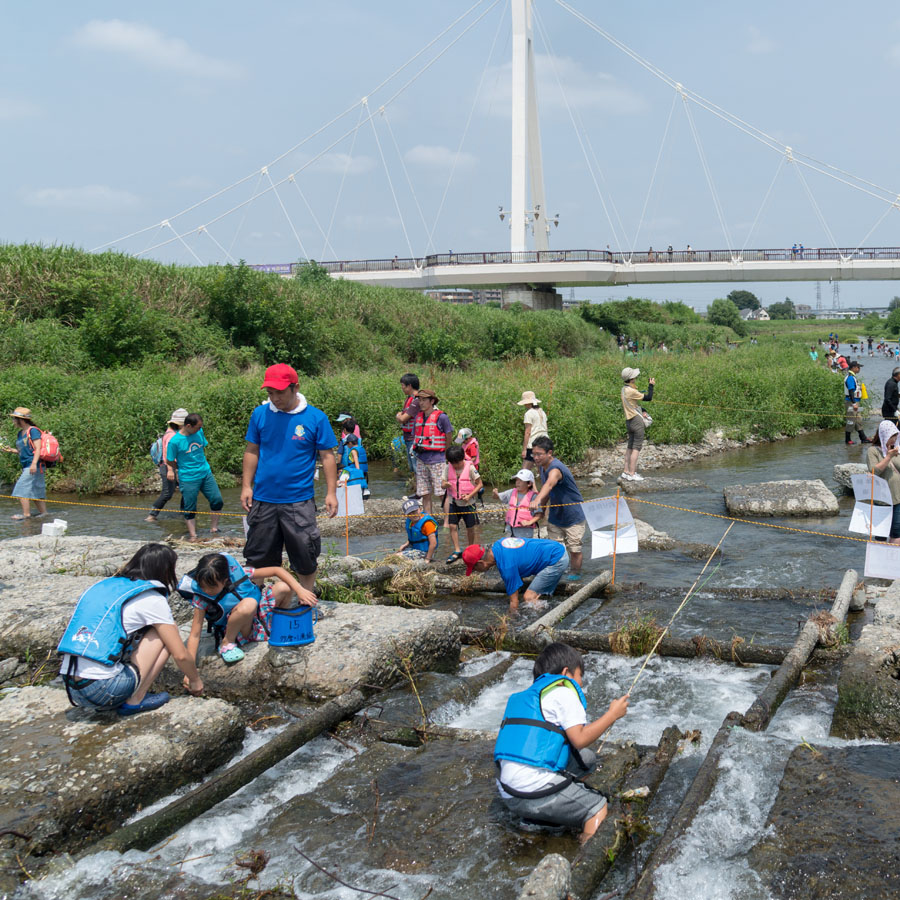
left=244, top=498, right=321, bottom=576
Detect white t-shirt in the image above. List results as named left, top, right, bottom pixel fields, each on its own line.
left=498, top=681, right=587, bottom=797
left=523, top=407, right=548, bottom=447
left=59, top=584, right=176, bottom=680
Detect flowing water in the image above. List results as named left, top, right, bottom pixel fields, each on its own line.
left=9, top=345, right=897, bottom=899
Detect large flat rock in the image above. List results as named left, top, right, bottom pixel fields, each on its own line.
left=163, top=600, right=461, bottom=703
left=0, top=686, right=243, bottom=855
left=723, top=479, right=839, bottom=517
left=831, top=623, right=900, bottom=741
left=873, top=579, right=900, bottom=628
left=833, top=462, right=868, bottom=494
left=750, top=744, right=900, bottom=899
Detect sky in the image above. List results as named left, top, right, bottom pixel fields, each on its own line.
left=4, top=1, right=900, bottom=311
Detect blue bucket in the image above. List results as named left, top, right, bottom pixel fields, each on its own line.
left=268, top=605, right=318, bottom=647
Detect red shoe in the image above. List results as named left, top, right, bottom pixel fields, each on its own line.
left=846, top=440, right=857, bottom=446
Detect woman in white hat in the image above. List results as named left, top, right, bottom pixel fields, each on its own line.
left=145, top=409, right=187, bottom=522
left=620, top=369, right=655, bottom=482
left=517, top=390, right=548, bottom=472
left=4, top=407, right=47, bottom=519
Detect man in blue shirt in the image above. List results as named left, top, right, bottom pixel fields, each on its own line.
left=242, top=364, right=338, bottom=591
left=529, top=436, right=586, bottom=579
left=463, top=537, right=569, bottom=613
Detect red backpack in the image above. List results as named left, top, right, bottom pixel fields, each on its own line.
left=35, top=429, right=62, bottom=465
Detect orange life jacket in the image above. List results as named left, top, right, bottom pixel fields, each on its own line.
left=401, top=396, right=417, bottom=439
left=413, top=409, right=448, bottom=453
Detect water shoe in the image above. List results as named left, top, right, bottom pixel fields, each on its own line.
left=446, top=551, right=463, bottom=565
left=619, top=473, right=633, bottom=482
left=118, top=692, right=171, bottom=716
left=631, top=473, right=645, bottom=481
left=219, top=643, right=245, bottom=665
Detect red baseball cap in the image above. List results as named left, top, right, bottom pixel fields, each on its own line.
left=463, top=544, right=486, bottom=576
left=261, top=364, right=299, bottom=390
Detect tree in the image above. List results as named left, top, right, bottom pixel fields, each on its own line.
left=767, top=299, right=796, bottom=320
left=888, top=296, right=900, bottom=311
left=726, top=289, right=760, bottom=310
left=886, top=307, right=900, bottom=335
left=707, top=298, right=746, bottom=335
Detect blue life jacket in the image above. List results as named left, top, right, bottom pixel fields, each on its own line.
left=57, top=577, right=167, bottom=666
left=494, top=673, right=589, bottom=798
left=340, top=443, right=368, bottom=479
left=406, top=514, right=438, bottom=552
left=176, top=552, right=261, bottom=630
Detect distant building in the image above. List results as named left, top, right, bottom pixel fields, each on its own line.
left=795, top=304, right=813, bottom=319
left=472, top=288, right=502, bottom=304
left=423, top=288, right=503, bottom=305
left=739, top=308, right=770, bottom=321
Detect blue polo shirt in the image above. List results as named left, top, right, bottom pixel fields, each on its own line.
left=166, top=429, right=212, bottom=482
left=491, top=537, right=566, bottom=596
left=245, top=401, right=336, bottom=503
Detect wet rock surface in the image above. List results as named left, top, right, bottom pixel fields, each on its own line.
left=318, top=497, right=504, bottom=537
left=162, top=600, right=460, bottom=703
left=750, top=744, right=900, bottom=899
left=833, top=462, right=868, bottom=494
left=723, top=479, right=840, bottom=517
left=616, top=476, right=708, bottom=494
left=0, top=685, right=243, bottom=855
left=831, top=623, right=900, bottom=741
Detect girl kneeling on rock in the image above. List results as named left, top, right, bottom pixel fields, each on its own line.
left=179, top=552, right=316, bottom=666
left=58, top=543, right=204, bottom=715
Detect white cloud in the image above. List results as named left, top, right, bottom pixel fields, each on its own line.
left=71, top=20, right=241, bottom=79
left=480, top=53, right=645, bottom=116
left=404, top=145, right=477, bottom=170
left=306, top=153, right=376, bottom=176
left=0, top=97, right=41, bottom=121
left=24, top=185, right=140, bottom=213
left=746, top=26, right=776, bottom=55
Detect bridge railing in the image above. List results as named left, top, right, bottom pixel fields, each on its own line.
left=257, top=247, right=900, bottom=276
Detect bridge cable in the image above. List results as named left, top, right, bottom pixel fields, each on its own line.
left=532, top=7, right=628, bottom=255
left=681, top=90, right=735, bottom=253
left=198, top=226, right=237, bottom=264
left=740, top=154, right=785, bottom=254
left=553, top=0, right=900, bottom=211
left=264, top=169, right=310, bottom=260
left=367, top=102, right=417, bottom=261
left=853, top=200, right=898, bottom=257
left=92, top=0, right=492, bottom=255
left=322, top=102, right=367, bottom=260
left=224, top=170, right=267, bottom=259
left=790, top=154, right=843, bottom=258
left=426, top=0, right=510, bottom=256
left=132, top=0, right=504, bottom=261
left=163, top=221, right=204, bottom=265
left=288, top=175, right=338, bottom=261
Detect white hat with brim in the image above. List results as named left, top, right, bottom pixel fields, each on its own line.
left=169, top=408, right=188, bottom=425
left=517, top=390, right=541, bottom=406
left=454, top=428, right=473, bottom=444
left=511, top=469, right=535, bottom=483
left=622, top=367, right=640, bottom=381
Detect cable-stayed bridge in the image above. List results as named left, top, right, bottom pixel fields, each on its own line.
left=94, top=0, right=900, bottom=309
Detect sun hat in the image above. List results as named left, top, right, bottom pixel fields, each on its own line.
left=261, top=364, right=299, bottom=390
left=8, top=407, right=33, bottom=422
left=417, top=389, right=438, bottom=402
left=336, top=413, right=352, bottom=422
left=517, top=391, right=541, bottom=406
left=454, top=428, right=473, bottom=444
left=463, top=544, right=486, bottom=576
left=169, top=408, right=188, bottom=425
left=511, top=469, right=535, bottom=483
left=622, top=367, right=640, bottom=381
left=401, top=497, right=422, bottom=515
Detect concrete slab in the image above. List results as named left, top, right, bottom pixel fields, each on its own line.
left=723, top=479, right=840, bottom=517
left=833, top=462, right=868, bottom=494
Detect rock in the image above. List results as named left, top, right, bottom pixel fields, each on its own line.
left=318, top=498, right=503, bottom=538
left=633, top=518, right=676, bottom=550
left=588, top=476, right=606, bottom=487
left=833, top=462, right=868, bottom=494
left=723, top=479, right=840, bottom=517
left=517, top=853, right=571, bottom=900
left=163, top=601, right=460, bottom=703
left=849, top=586, right=867, bottom=612
left=0, top=686, right=243, bottom=854
left=831, top=624, right=900, bottom=742
left=874, top=579, right=900, bottom=627
left=750, top=744, right=900, bottom=899
left=617, top=476, right=707, bottom=494
left=0, top=657, right=26, bottom=685
left=0, top=536, right=146, bottom=578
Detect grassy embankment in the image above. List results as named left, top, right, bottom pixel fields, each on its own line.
left=0, top=244, right=842, bottom=492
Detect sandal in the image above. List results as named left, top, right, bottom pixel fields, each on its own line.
left=218, top=643, right=245, bottom=665
left=209, top=528, right=221, bottom=534
left=11, top=514, right=31, bottom=520
left=446, top=551, right=463, bottom=565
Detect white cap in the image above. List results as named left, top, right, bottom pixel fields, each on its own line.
left=454, top=427, right=473, bottom=444
left=511, top=469, right=535, bottom=483
left=622, top=367, right=640, bottom=381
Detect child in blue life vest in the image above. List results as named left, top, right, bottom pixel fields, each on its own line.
left=58, top=543, right=204, bottom=715
left=398, top=497, right=438, bottom=563
left=494, top=642, right=629, bottom=843
left=493, top=468, right=542, bottom=538
left=339, top=433, right=370, bottom=500
left=180, top=551, right=316, bottom=665
left=442, top=445, right=483, bottom=565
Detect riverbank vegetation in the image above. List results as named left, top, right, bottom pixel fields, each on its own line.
left=0, top=244, right=842, bottom=492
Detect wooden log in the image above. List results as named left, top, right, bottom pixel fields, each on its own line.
left=433, top=573, right=610, bottom=599
left=83, top=688, right=367, bottom=857
left=625, top=711, right=744, bottom=900
left=522, top=572, right=613, bottom=643
left=318, top=565, right=399, bottom=590
left=459, top=626, right=796, bottom=666
left=740, top=568, right=857, bottom=732
left=569, top=725, right=682, bottom=900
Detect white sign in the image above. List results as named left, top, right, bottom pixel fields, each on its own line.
left=849, top=503, right=892, bottom=538
left=851, top=473, right=892, bottom=506
left=582, top=496, right=634, bottom=532
left=337, top=483, right=365, bottom=517
left=864, top=541, right=900, bottom=579
left=591, top=523, right=639, bottom=559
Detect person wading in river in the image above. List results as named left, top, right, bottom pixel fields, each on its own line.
left=4, top=407, right=47, bottom=520
left=620, top=367, right=655, bottom=481
left=146, top=408, right=187, bottom=522
left=843, top=362, right=871, bottom=446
